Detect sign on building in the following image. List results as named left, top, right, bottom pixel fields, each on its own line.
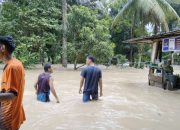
left=175, top=37, right=180, bottom=51
left=162, top=37, right=180, bottom=52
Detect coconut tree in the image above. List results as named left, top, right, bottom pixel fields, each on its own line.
left=62, top=0, right=68, bottom=67
left=112, top=0, right=180, bottom=67
left=166, top=0, right=180, bottom=4
left=112, top=0, right=179, bottom=32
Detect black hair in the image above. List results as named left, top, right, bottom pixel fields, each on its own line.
left=0, top=36, right=16, bottom=54
left=87, top=55, right=95, bottom=63
left=44, top=64, right=51, bottom=72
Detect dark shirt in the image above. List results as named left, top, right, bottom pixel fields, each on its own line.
left=163, top=65, right=173, bottom=74
left=81, top=66, right=102, bottom=94
left=37, top=73, right=51, bottom=94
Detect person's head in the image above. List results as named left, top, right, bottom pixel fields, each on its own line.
left=86, top=56, right=95, bottom=65
left=0, top=36, right=16, bottom=61
left=44, top=64, right=53, bottom=73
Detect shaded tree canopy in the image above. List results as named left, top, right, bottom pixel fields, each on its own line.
left=0, top=0, right=179, bottom=68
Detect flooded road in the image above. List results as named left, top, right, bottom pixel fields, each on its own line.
left=19, top=67, right=180, bottom=130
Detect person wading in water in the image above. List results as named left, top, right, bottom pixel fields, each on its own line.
left=79, top=56, right=103, bottom=102
left=34, top=64, right=60, bottom=103
left=0, top=36, right=26, bottom=130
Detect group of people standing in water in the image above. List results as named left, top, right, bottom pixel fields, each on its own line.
left=0, top=36, right=103, bottom=130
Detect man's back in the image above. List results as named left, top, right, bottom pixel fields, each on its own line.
left=81, top=66, right=102, bottom=94
left=37, top=73, right=51, bottom=94
left=35, top=64, right=59, bottom=103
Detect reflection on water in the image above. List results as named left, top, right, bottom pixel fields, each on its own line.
left=18, top=68, right=180, bottom=130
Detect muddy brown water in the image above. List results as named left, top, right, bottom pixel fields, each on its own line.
left=2, top=66, right=180, bottom=130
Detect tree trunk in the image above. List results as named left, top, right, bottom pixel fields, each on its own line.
left=137, top=44, right=143, bottom=68
left=40, top=46, right=45, bottom=66
left=74, top=59, right=77, bottom=70
left=154, top=24, right=159, bottom=34
left=130, top=46, right=133, bottom=66
left=129, top=14, right=135, bottom=67
left=138, top=20, right=145, bottom=68
left=48, top=56, right=51, bottom=62
left=129, top=26, right=134, bottom=67
left=40, top=52, right=45, bottom=66
left=62, top=0, right=68, bottom=68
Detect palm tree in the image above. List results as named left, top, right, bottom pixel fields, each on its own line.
left=112, top=0, right=179, bottom=67
left=166, top=0, right=180, bottom=4
left=112, top=0, right=179, bottom=32
left=62, top=0, right=68, bottom=68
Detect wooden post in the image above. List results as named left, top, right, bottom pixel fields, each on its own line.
left=151, top=42, right=158, bottom=63
left=171, top=52, right=174, bottom=65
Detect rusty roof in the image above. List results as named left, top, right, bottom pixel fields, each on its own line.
left=123, top=30, right=180, bottom=44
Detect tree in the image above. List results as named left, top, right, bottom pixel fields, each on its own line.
left=0, top=0, right=61, bottom=66
left=67, top=5, right=114, bottom=70
left=112, top=0, right=179, bottom=68
left=170, top=3, right=180, bottom=30
left=112, top=0, right=180, bottom=32
left=62, top=0, right=68, bottom=67
left=110, top=0, right=138, bottom=66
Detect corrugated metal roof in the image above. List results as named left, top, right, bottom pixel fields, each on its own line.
left=124, top=30, right=180, bottom=44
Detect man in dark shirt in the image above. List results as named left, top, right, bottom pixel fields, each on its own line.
left=163, top=59, right=177, bottom=89
left=79, top=56, right=103, bottom=102
left=34, top=64, right=60, bottom=103
left=163, top=59, right=173, bottom=74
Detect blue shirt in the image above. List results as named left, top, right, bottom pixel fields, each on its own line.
left=81, top=66, right=102, bottom=94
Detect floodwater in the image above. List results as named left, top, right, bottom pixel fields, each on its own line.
left=12, top=66, right=180, bottom=130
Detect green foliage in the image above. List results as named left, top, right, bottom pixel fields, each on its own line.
left=0, top=1, right=115, bottom=67
left=0, top=0, right=178, bottom=68
left=112, top=0, right=180, bottom=32
left=92, top=42, right=115, bottom=64
left=67, top=5, right=114, bottom=67
left=110, top=0, right=179, bottom=67
left=114, top=54, right=128, bottom=64
left=0, top=0, right=61, bottom=66
left=111, top=19, right=132, bottom=54
left=13, top=44, right=39, bottom=67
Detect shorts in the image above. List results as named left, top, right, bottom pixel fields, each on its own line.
left=37, top=92, right=50, bottom=102
left=83, top=92, right=98, bottom=102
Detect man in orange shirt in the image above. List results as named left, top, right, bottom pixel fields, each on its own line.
left=0, top=36, right=25, bottom=130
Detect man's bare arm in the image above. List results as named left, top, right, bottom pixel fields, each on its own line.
left=49, top=77, right=60, bottom=103
left=0, top=93, right=16, bottom=102
left=79, top=77, right=84, bottom=94
left=34, top=81, right=38, bottom=93
left=99, top=78, right=103, bottom=97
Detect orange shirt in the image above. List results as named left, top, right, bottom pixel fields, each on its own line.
left=1, top=58, right=26, bottom=130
